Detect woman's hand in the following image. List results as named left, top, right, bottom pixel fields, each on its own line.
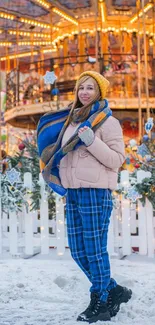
left=78, top=126, right=95, bottom=147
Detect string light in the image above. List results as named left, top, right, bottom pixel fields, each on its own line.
left=18, top=41, right=52, bottom=46
left=43, top=48, right=57, bottom=53
left=0, top=51, right=38, bottom=61
left=130, top=2, right=153, bottom=23
left=52, top=7, right=78, bottom=26
left=0, top=41, right=12, bottom=46
left=8, top=30, right=51, bottom=38
left=34, top=0, right=50, bottom=9
left=19, top=17, right=50, bottom=29
left=0, top=11, right=15, bottom=20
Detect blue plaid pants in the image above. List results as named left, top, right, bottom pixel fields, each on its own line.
left=66, top=188, right=117, bottom=302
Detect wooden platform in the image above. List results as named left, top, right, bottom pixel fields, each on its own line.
left=4, top=98, right=155, bottom=129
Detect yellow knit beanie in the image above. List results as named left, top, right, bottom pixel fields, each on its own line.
left=76, top=71, right=110, bottom=99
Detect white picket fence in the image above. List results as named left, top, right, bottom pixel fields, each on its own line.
left=0, top=170, right=155, bottom=258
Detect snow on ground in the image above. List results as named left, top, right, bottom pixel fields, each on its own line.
left=0, top=251, right=155, bottom=325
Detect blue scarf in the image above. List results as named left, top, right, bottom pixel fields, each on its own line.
left=37, top=99, right=112, bottom=196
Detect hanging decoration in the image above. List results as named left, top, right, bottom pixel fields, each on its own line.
left=51, top=88, right=59, bottom=96
left=43, top=71, right=57, bottom=84
left=145, top=117, right=154, bottom=134
left=143, top=134, right=149, bottom=142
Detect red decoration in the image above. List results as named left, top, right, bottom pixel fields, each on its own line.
left=135, top=163, right=140, bottom=169
left=18, top=143, right=25, bottom=151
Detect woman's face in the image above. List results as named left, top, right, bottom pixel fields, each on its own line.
left=78, top=78, right=96, bottom=106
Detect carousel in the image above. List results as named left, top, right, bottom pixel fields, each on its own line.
left=0, top=0, right=155, bottom=146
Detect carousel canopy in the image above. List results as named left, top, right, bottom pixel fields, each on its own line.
left=0, top=0, right=153, bottom=60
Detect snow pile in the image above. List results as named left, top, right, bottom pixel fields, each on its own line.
left=0, top=254, right=155, bottom=325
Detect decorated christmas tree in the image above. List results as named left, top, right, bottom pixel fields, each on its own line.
left=1, top=71, right=60, bottom=215
left=1, top=135, right=56, bottom=215
left=121, top=117, right=155, bottom=208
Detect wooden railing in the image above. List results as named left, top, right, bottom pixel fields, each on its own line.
left=6, top=53, right=155, bottom=111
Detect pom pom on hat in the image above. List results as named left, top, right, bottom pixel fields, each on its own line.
left=76, top=71, right=110, bottom=99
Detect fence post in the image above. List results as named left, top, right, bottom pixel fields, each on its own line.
left=18, top=209, right=24, bottom=236
left=9, top=210, right=18, bottom=255
left=0, top=172, right=2, bottom=254
left=145, top=198, right=154, bottom=258
left=33, top=210, right=38, bottom=234
left=39, top=173, right=49, bottom=254
left=121, top=170, right=131, bottom=256
left=137, top=170, right=151, bottom=255
left=24, top=172, right=33, bottom=255
left=2, top=212, right=8, bottom=232
left=55, top=195, right=65, bottom=257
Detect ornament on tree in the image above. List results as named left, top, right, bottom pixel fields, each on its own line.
left=126, top=157, right=130, bottom=165
left=151, top=185, right=155, bottom=192
left=145, top=155, right=152, bottom=162
left=135, top=163, right=140, bottom=169
left=18, top=143, right=25, bottom=151
left=129, top=139, right=137, bottom=148
left=126, top=187, right=142, bottom=202
left=17, top=162, right=22, bottom=168
left=145, top=117, right=154, bottom=134
left=137, top=143, right=150, bottom=158
left=143, top=134, right=149, bottom=142
left=6, top=168, right=20, bottom=185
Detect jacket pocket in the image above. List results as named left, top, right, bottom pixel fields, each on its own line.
left=75, top=149, right=101, bottom=183
left=79, top=149, right=88, bottom=158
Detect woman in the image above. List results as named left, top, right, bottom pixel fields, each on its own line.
left=37, top=71, right=132, bottom=324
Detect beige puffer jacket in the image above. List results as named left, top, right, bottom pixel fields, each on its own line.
left=59, top=116, right=125, bottom=190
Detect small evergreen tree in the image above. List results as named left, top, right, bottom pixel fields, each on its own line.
left=1, top=135, right=56, bottom=216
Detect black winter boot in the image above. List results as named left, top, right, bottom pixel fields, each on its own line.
left=77, top=292, right=111, bottom=323
left=107, top=285, right=132, bottom=317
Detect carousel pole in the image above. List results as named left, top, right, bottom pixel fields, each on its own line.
left=142, top=0, right=150, bottom=121
left=0, top=60, right=2, bottom=254
left=0, top=61, right=2, bottom=162
left=50, top=6, right=53, bottom=49
left=95, top=0, right=99, bottom=68
left=5, top=23, right=11, bottom=154
left=30, top=28, right=34, bottom=63
left=152, top=0, right=155, bottom=95
left=16, top=22, right=20, bottom=106
left=137, top=0, right=142, bottom=141
left=40, top=49, right=44, bottom=92
left=5, top=45, right=10, bottom=154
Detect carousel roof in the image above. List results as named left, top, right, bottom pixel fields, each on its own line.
left=0, top=0, right=153, bottom=59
